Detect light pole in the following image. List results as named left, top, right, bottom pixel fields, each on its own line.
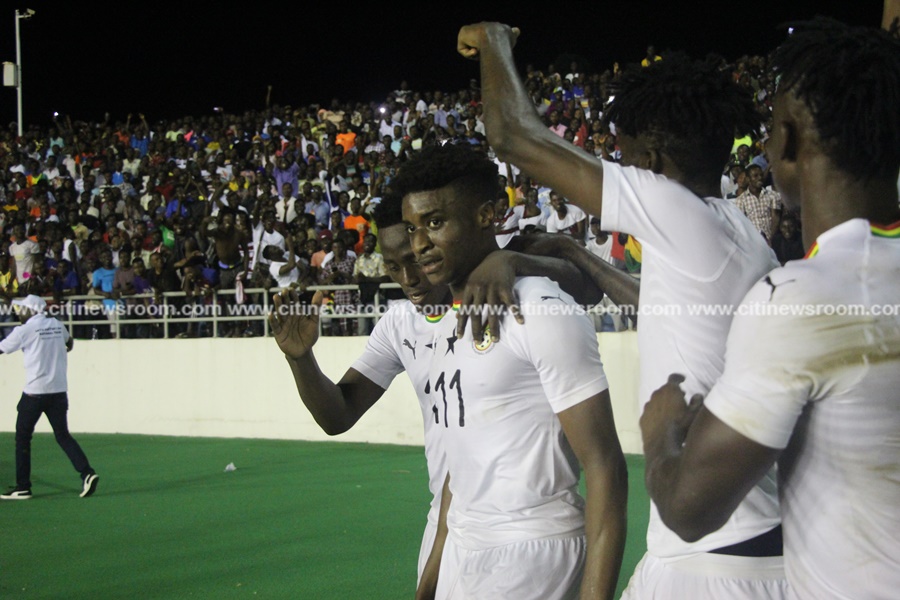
left=14, top=8, right=35, bottom=138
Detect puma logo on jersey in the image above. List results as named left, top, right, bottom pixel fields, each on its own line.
left=403, top=339, right=417, bottom=359
left=541, top=294, right=563, bottom=302
left=763, top=276, right=797, bottom=301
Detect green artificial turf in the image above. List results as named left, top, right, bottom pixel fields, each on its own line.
left=0, top=434, right=648, bottom=599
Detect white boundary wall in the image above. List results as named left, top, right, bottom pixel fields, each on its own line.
left=0, top=332, right=643, bottom=454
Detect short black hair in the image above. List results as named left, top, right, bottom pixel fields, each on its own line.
left=772, top=17, right=900, bottom=181
left=604, top=53, right=759, bottom=185
left=371, top=192, right=404, bottom=229
left=389, top=144, right=497, bottom=212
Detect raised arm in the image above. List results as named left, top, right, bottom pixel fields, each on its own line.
left=269, top=290, right=384, bottom=434
left=458, top=23, right=606, bottom=216
left=278, top=237, right=296, bottom=276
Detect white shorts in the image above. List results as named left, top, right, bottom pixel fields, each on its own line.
left=418, top=520, right=439, bottom=585
left=621, top=552, right=788, bottom=600
left=436, top=535, right=585, bottom=600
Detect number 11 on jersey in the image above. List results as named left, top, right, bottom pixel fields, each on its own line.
left=426, top=369, right=464, bottom=428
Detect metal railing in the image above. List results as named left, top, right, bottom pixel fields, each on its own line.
left=0, top=283, right=403, bottom=339
left=0, top=284, right=634, bottom=340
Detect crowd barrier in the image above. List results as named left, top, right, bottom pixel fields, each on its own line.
left=0, top=321, right=644, bottom=453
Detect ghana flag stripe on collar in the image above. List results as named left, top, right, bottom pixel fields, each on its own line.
left=425, top=300, right=461, bottom=323
left=806, top=220, right=900, bottom=259
left=871, top=220, right=900, bottom=238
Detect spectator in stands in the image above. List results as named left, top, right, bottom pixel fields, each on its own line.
left=352, top=233, right=389, bottom=334
left=735, top=164, right=783, bottom=240
left=545, top=191, right=586, bottom=239
left=343, top=197, right=369, bottom=255
left=319, top=238, right=357, bottom=336
left=53, top=260, right=80, bottom=298
left=9, top=225, right=41, bottom=285
left=91, top=249, right=117, bottom=339
left=769, top=212, right=805, bottom=265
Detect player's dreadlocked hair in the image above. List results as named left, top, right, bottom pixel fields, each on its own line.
left=389, top=143, right=498, bottom=211
left=372, top=191, right=403, bottom=229
left=772, top=17, right=900, bottom=181
left=603, top=53, right=759, bottom=187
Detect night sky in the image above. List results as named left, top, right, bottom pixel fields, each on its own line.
left=0, top=1, right=885, bottom=128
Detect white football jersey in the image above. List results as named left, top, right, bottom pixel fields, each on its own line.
left=705, top=219, right=900, bottom=599
left=421, top=277, right=609, bottom=550
left=599, top=161, right=782, bottom=557
left=351, top=301, right=447, bottom=526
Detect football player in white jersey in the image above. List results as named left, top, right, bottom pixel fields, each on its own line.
left=270, top=211, right=451, bottom=585
left=270, top=188, right=612, bottom=589
left=641, top=19, right=900, bottom=600
left=458, top=22, right=786, bottom=599
left=397, top=143, right=627, bottom=600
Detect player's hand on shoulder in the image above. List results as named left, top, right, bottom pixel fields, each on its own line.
left=269, top=289, right=323, bottom=360
left=640, top=374, right=705, bottom=455
left=456, top=249, right=523, bottom=343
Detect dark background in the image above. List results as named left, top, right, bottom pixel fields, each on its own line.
left=0, top=2, right=885, bottom=127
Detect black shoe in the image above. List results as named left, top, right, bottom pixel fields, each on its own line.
left=81, top=473, right=99, bottom=498
left=1, top=487, right=32, bottom=500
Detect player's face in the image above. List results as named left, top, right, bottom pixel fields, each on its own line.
left=402, top=186, right=489, bottom=289
left=379, top=224, right=448, bottom=310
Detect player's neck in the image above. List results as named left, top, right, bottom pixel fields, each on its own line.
left=449, top=242, right=499, bottom=299
left=801, top=172, right=900, bottom=249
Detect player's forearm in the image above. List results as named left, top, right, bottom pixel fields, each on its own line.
left=558, top=244, right=639, bottom=316
left=510, top=253, right=598, bottom=305
left=285, top=351, right=359, bottom=435
left=478, top=25, right=554, bottom=172
left=580, top=463, right=628, bottom=600
left=416, top=474, right=451, bottom=600
left=477, top=24, right=604, bottom=214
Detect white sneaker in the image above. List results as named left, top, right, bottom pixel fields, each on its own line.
left=81, top=473, right=99, bottom=498
left=1, top=488, right=32, bottom=500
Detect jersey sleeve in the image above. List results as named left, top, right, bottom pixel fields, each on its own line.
left=350, top=307, right=405, bottom=390
left=599, top=161, right=739, bottom=278
left=703, top=271, right=815, bottom=450
left=514, top=279, right=609, bottom=413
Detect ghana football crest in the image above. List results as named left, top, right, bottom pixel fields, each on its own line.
left=473, top=326, right=494, bottom=355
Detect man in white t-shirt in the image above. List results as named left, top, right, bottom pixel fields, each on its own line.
left=460, top=23, right=785, bottom=599
left=9, top=225, right=41, bottom=284
left=0, top=295, right=99, bottom=500
left=641, top=20, right=900, bottom=600
left=545, top=191, right=586, bottom=239
left=585, top=218, right=624, bottom=269
left=397, top=144, right=626, bottom=600
left=264, top=239, right=305, bottom=289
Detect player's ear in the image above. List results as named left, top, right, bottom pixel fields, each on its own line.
left=642, top=148, right=663, bottom=174
left=477, top=200, right=495, bottom=228
left=777, top=120, right=797, bottom=165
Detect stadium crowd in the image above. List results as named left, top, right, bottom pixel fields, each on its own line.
left=0, top=47, right=796, bottom=340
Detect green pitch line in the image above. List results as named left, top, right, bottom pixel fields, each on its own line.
left=0, top=434, right=648, bottom=599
